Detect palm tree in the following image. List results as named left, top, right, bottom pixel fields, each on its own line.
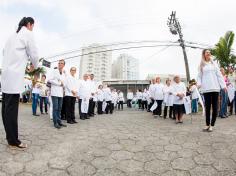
left=211, top=31, right=236, bottom=73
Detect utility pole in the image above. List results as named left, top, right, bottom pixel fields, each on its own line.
left=167, top=11, right=190, bottom=83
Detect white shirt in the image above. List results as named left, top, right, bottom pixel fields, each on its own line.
left=49, top=69, right=66, bottom=97
left=65, top=74, right=79, bottom=97
left=190, top=85, right=198, bottom=99
left=32, top=83, right=41, bottom=94
left=197, top=62, right=226, bottom=93
left=149, top=83, right=155, bottom=98
left=78, top=80, right=91, bottom=100
left=112, top=91, right=118, bottom=104
left=39, top=83, right=48, bottom=97
left=152, top=83, right=164, bottom=100
left=172, top=82, right=186, bottom=105
left=127, top=92, right=134, bottom=100
left=96, top=89, right=104, bottom=102
left=103, top=87, right=112, bottom=101
left=136, top=92, right=142, bottom=100
left=118, top=92, right=124, bottom=102
left=142, top=92, right=149, bottom=101
left=1, top=27, right=39, bottom=93
left=163, top=85, right=174, bottom=106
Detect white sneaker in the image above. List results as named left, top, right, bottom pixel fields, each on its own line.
left=203, top=126, right=209, bottom=131
left=208, top=126, right=213, bottom=132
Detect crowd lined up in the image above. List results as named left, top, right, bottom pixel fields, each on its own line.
left=27, top=50, right=236, bottom=132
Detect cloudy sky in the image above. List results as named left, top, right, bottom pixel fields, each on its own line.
left=0, top=0, right=235, bottom=79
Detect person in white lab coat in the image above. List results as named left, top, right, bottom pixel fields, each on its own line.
left=78, top=74, right=91, bottom=120
left=117, top=90, right=124, bottom=110
left=148, top=79, right=156, bottom=112
left=88, top=74, right=97, bottom=117
left=163, top=79, right=174, bottom=119
left=111, top=89, right=118, bottom=113
left=103, top=85, right=112, bottom=114
left=48, top=60, right=67, bottom=129
left=97, top=85, right=104, bottom=115
left=142, top=89, right=149, bottom=110
left=64, top=67, right=78, bottom=124
left=39, top=75, right=48, bottom=115
left=127, top=89, right=134, bottom=108
left=172, top=75, right=186, bottom=124
left=151, top=77, right=164, bottom=117
left=136, top=89, right=143, bottom=109
left=1, top=17, right=39, bottom=148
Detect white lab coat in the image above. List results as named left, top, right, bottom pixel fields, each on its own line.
left=163, top=85, right=174, bottom=106
left=1, top=26, right=39, bottom=93
left=172, top=82, right=186, bottom=105
left=65, top=74, right=79, bottom=97
left=142, top=91, right=149, bottom=101
left=152, top=83, right=164, bottom=100
left=118, top=92, right=124, bottom=102
left=49, top=69, right=66, bottom=97
left=97, top=89, right=104, bottom=102
left=103, top=87, right=112, bottom=101
left=127, top=92, right=134, bottom=100
left=77, top=80, right=91, bottom=100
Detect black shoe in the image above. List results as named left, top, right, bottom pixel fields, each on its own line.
left=72, top=120, right=78, bottom=123
left=80, top=118, right=85, bottom=120
left=59, top=123, right=67, bottom=127
left=164, top=116, right=166, bottom=119
left=33, top=114, right=40, bottom=116
left=85, top=117, right=90, bottom=119
left=41, top=112, right=44, bottom=115
left=67, top=121, right=74, bottom=124
left=54, top=124, right=61, bottom=129
left=220, top=116, right=226, bottom=118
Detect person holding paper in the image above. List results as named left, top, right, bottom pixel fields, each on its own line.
left=197, top=49, right=226, bottom=132
left=172, top=75, right=186, bottom=124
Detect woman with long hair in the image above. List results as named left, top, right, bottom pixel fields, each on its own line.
left=197, top=49, right=226, bottom=132
left=1, top=17, right=39, bottom=148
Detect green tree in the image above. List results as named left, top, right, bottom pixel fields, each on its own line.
left=25, top=58, right=46, bottom=79
left=211, top=31, right=236, bottom=73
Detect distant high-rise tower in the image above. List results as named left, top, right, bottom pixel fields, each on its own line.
left=79, top=44, right=112, bottom=81
left=112, top=54, right=139, bottom=80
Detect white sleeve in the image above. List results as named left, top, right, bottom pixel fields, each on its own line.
left=48, top=70, right=61, bottom=86
left=26, top=32, right=39, bottom=68
left=215, top=65, right=226, bottom=89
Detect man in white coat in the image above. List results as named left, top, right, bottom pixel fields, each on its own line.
left=1, top=17, right=39, bottom=148
left=48, top=60, right=67, bottom=129
left=88, top=74, right=97, bottom=117
left=78, top=74, right=91, bottom=120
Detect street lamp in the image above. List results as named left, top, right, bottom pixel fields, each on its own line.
left=167, top=11, right=190, bottom=83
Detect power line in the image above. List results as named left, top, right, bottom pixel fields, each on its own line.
left=50, top=44, right=180, bottom=63
left=45, top=40, right=179, bottom=60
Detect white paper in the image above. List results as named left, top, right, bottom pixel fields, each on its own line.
left=196, top=88, right=205, bottom=116
left=150, top=101, right=157, bottom=112
left=228, top=85, right=235, bottom=103
left=184, top=96, right=191, bottom=114
left=81, top=98, right=89, bottom=113
left=102, top=101, right=107, bottom=112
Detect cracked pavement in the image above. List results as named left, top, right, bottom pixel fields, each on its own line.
left=0, top=103, right=236, bottom=176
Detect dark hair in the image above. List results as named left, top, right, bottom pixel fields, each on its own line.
left=59, top=59, right=66, bottom=65
left=16, top=17, right=34, bottom=33
left=42, top=75, right=46, bottom=79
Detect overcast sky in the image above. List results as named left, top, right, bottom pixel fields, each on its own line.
left=0, top=0, right=235, bottom=79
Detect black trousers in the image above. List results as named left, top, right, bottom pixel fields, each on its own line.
left=127, top=99, right=132, bottom=108
left=203, top=92, right=219, bottom=126
left=61, top=97, right=66, bottom=120
left=153, top=100, right=163, bottom=115
left=138, top=99, right=142, bottom=109
left=164, top=106, right=173, bottom=118
left=64, top=96, right=76, bottom=122
left=88, top=99, right=95, bottom=116
left=2, top=93, right=21, bottom=146
left=97, top=101, right=103, bottom=114
left=40, top=97, right=48, bottom=113
left=105, top=101, right=113, bottom=114
left=118, top=101, right=124, bottom=110
left=78, top=99, right=87, bottom=119
left=142, top=100, right=148, bottom=110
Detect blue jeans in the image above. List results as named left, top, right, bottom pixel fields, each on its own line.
left=219, top=89, right=228, bottom=117
left=32, top=93, right=39, bottom=115
left=191, top=98, right=198, bottom=113
left=51, top=96, right=63, bottom=125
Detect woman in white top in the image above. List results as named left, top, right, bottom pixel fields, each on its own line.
left=197, top=49, right=226, bottom=132
left=97, top=85, right=104, bottom=115
left=163, top=79, right=174, bottom=119
left=127, top=89, right=134, bottom=108
left=152, top=77, right=164, bottom=117
left=117, top=90, right=124, bottom=110
left=172, top=75, right=186, bottom=123
left=64, top=67, right=78, bottom=124
left=142, top=89, right=149, bottom=110
left=1, top=17, right=39, bottom=148
left=39, top=75, right=48, bottom=115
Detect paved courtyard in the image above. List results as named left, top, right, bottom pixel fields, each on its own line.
left=0, top=103, right=236, bottom=176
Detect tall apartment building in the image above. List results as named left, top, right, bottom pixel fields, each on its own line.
left=79, top=44, right=112, bottom=81
left=112, top=54, right=139, bottom=80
